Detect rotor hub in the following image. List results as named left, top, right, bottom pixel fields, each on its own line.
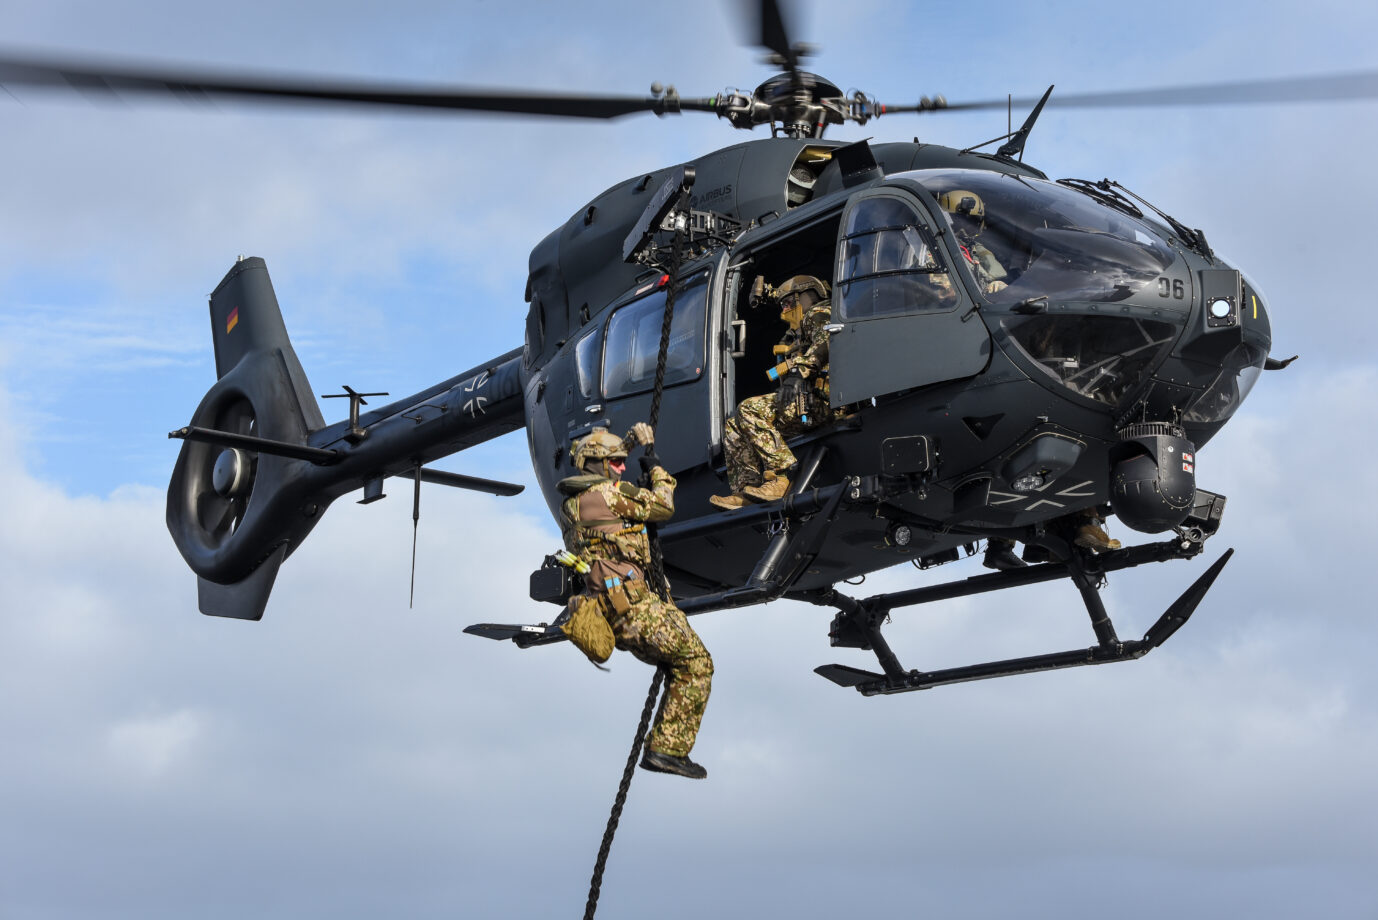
left=212, top=448, right=253, bottom=498
left=747, top=71, right=848, bottom=138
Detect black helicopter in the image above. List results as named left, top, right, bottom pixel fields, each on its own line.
left=4, top=1, right=1344, bottom=696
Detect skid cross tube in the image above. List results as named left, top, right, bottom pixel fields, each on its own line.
left=813, top=541, right=1233, bottom=695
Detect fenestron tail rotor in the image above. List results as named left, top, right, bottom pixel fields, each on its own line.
left=166, top=258, right=330, bottom=620
left=194, top=396, right=257, bottom=543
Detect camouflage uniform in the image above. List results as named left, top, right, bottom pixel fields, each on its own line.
left=722, top=298, right=834, bottom=493
left=957, top=234, right=1008, bottom=293
left=558, top=466, right=712, bottom=758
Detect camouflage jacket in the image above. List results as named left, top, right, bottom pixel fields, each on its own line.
left=558, top=466, right=676, bottom=586
left=772, top=299, right=833, bottom=398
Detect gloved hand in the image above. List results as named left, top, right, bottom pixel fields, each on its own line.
left=624, top=422, right=655, bottom=448
left=775, top=371, right=809, bottom=413
left=985, top=280, right=1008, bottom=294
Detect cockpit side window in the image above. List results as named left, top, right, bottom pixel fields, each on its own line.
left=574, top=328, right=601, bottom=399
left=602, top=275, right=708, bottom=400
left=836, top=195, right=958, bottom=320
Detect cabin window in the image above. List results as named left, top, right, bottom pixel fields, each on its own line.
left=523, top=297, right=544, bottom=368
left=837, top=195, right=957, bottom=320
left=602, top=275, right=708, bottom=400
left=574, top=328, right=601, bottom=399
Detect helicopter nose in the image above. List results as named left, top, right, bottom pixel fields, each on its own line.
left=1239, top=271, right=1272, bottom=342
left=1159, top=266, right=1273, bottom=428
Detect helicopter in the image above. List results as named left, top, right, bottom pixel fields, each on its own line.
left=4, top=1, right=1353, bottom=698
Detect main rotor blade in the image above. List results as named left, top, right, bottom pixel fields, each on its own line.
left=941, top=69, right=1378, bottom=113
left=0, top=50, right=717, bottom=119
left=759, top=0, right=798, bottom=71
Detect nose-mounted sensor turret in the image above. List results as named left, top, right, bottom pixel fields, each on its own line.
left=1109, top=422, right=1197, bottom=533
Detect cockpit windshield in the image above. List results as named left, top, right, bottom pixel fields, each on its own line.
left=905, top=169, right=1177, bottom=305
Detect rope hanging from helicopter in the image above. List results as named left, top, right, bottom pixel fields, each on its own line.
left=581, top=191, right=691, bottom=920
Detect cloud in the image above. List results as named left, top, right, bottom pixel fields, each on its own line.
left=106, top=708, right=204, bottom=777
left=4, top=1, right=1378, bottom=916
left=6, top=350, right=1378, bottom=918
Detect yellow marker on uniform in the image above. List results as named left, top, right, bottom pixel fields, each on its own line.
left=226, top=306, right=239, bottom=333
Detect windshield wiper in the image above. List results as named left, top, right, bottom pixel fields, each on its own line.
left=1104, top=179, right=1215, bottom=262
left=1056, top=178, right=1144, bottom=220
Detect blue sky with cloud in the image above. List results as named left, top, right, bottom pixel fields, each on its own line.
left=2, top=1, right=1377, bottom=917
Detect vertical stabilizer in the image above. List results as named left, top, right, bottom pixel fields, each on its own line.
left=168, top=257, right=331, bottom=618
left=208, top=256, right=324, bottom=430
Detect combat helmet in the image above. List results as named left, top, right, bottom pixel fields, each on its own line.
left=775, top=275, right=829, bottom=327
left=570, top=427, right=628, bottom=478
left=775, top=274, right=830, bottom=303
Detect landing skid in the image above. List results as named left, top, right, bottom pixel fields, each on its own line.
left=811, top=541, right=1233, bottom=695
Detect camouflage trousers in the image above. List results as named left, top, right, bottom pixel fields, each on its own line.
left=722, top=393, right=817, bottom=493
left=608, top=594, right=713, bottom=758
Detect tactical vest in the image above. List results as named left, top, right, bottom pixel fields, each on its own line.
left=560, top=480, right=652, bottom=584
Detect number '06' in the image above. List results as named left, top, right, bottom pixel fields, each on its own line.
left=1158, top=277, right=1185, bottom=299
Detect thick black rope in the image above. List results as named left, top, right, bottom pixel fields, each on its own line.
left=642, top=217, right=686, bottom=598
left=645, top=219, right=686, bottom=435
left=582, top=214, right=687, bottom=920
left=582, top=666, right=664, bottom=920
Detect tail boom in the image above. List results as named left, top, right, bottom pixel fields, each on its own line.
left=166, top=256, right=525, bottom=620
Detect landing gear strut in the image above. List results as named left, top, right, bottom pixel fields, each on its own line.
left=810, top=536, right=1233, bottom=695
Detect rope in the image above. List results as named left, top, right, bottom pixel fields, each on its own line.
left=582, top=666, right=664, bottom=920
left=646, top=218, right=686, bottom=434
left=642, top=217, right=686, bottom=600
left=581, top=202, right=687, bottom=919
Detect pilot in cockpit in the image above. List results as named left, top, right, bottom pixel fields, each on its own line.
left=939, top=189, right=1010, bottom=296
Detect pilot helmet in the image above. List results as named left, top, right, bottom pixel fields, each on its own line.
left=570, top=427, right=628, bottom=477
left=938, top=189, right=986, bottom=236
left=938, top=189, right=985, bottom=219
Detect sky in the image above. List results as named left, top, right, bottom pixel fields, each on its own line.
left=2, top=1, right=1377, bottom=917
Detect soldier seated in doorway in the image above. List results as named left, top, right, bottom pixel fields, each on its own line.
left=711, top=274, right=835, bottom=510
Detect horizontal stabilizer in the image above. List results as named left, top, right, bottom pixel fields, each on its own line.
left=397, top=467, right=524, bottom=497
left=814, top=664, right=885, bottom=687
left=197, top=545, right=288, bottom=621
left=464, top=622, right=556, bottom=642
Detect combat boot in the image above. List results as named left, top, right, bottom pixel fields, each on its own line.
left=1074, top=519, right=1122, bottom=552
left=743, top=474, right=790, bottom=503
left=709, top=492, right=749, bottom=510
left=983, top=538, right=1027, bottom=571
left=640, top=749, right=708, bottom=779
